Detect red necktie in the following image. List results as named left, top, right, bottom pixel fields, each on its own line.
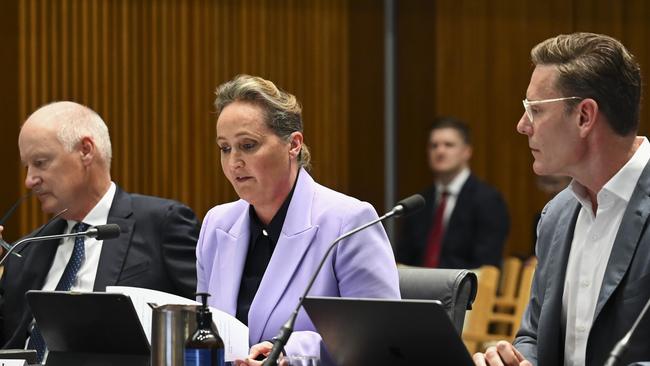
left=423, top=191, right=448, bottom=268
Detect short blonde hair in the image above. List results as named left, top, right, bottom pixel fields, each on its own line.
left=214, top=75, right=311, bottom=170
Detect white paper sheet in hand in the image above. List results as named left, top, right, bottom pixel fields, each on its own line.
left=105, top=286, right=249, bottom=361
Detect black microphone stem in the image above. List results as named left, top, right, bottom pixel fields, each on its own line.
left=0, top=192, right=33, bottom=254
left=263, top=207, right=400, bottom=366
left=604, top=293, right=650, bottom=366
left=0, top=225, right=118, bottom=266
left=0, top=191, right=32, bottom=225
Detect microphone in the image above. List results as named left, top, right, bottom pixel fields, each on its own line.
left=604, top=293, right=650, bottom=366
left=0, top=223, right=122, bottom=266
left=262, top=194, right=425, bottom=365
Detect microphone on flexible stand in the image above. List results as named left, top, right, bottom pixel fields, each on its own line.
left=0, top=223, right=121, bottom=266
left=603, top=293, right=650, bottom=366
left=262, top=194, right=425, bottom=366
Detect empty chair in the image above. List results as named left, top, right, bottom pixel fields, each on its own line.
left=398, top=267, right=478, bottom=334
left=462, top=258, right=538, bottom=353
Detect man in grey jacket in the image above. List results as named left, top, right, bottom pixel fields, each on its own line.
left=473, top=33, right=650, bottom=366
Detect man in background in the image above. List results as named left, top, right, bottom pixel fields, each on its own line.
left=0, top=101, right=199, bottom=362
left=396, top=117, right=510, bottom=269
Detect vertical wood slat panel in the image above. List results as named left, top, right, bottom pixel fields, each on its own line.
left=396, top=0, right=650, bottom=258
left=11, top=0, right=650, bottom=259
left=0, top=0, right=20, bottom=242
left=14, top=0, right=351, bottom=237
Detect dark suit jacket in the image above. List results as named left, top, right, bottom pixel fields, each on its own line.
left=396, top=174, right=510, bottom=269
left=514, top=162, right=650, bottom=365
left=0, top=187, right=200, bottom=348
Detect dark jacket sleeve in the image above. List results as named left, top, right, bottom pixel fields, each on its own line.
left=470, top=188, right=510, bottom=267
left=159, top=201, right=200, bottom=299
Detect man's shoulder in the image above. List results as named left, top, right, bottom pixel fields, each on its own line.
left=535, top=189, right=578, bottom=251
left=116, top=189, right=193, bottom=212
left=540, top=188, right=576, bottom=219
left=456, top=175, right=507, bottom=212
left=111, top=189, right=198, bottom=226
left=463, top=174, right=504, bottom=198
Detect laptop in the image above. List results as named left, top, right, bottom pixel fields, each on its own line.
left=26, top=291, right=150, bottom=366
left=303, top=296, right=474, bottom=366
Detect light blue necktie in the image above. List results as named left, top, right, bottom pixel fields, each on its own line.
left=28, top=222, right=89, bottom=363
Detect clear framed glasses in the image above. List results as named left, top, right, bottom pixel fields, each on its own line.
left=522, top=96, right=583, bottom=123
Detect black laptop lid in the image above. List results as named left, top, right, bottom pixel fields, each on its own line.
left=26, top=291, right=150, bottom=355
left=303, top=296, right=473, bottom=366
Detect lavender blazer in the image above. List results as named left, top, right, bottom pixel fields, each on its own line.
left=196, top=169, right=400, bottom=358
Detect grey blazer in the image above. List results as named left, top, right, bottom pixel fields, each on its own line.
left=514, top=162, right=650, bottom=366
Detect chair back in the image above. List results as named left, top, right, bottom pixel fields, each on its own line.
left=398, top=267, right=477, bottom=334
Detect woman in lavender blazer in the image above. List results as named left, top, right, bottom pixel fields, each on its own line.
left=196, top=75, right=400, bottom=365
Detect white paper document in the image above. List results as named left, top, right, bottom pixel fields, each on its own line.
left=0, top=361, right=27, bottom=366
left=106, top=286, right=249, bottom=361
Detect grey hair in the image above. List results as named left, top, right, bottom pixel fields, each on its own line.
left=34, top=102, right=113, bottom=167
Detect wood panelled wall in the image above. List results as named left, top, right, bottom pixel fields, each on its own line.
left=396, top=0, right=650, bottom=257
left=1, top=0, right=650, bottom=259
left=5, top=0, right=352, bottom=239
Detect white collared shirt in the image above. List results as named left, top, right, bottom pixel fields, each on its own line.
left=40, top=182, right=117, bottom=292
left=562, top=137, right=650, bottom=366
left=435, top=167, right=470, bottom=225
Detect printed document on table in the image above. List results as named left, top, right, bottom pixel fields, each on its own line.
left=106, top=286, right=249, bottom=361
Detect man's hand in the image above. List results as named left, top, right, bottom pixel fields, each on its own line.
left=473, top=341, right=532, bottom=366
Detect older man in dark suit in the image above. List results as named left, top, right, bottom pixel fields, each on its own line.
left=0, top=101, right=199, bottom=362
left=396, top=117, right=510, bottom=269
left=473, top=33, right=650, bottom=366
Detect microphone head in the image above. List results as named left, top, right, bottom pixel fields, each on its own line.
left=93, top=224, right=122, bottom=240
left=393, top=194, right=425, bottom=217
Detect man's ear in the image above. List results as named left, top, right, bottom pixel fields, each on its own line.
left=577, top=98, right=598, bottom=137
left=288, top=132, right=303, bottom=159
left=464, top=145, right=473, bottom=162
left=78, top=136, right=96, bottom=166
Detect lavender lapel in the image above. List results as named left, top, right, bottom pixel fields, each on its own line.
left=248, top=169, right=319, bottom=343
left=213, top=209, right=250, bottom=316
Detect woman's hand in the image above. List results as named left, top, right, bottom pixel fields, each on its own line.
left=234, top=341, right=274, bottom=366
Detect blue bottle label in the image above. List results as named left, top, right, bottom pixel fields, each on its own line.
left=184, top=348, right=225, bottom=366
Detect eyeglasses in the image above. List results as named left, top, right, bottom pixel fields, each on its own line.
left=522, top=96, right=583, bottom=123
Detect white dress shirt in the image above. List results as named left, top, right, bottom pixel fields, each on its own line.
left=435, top=167, right=470, bottom=225
left=40, top=182, right=117, bottom=292
left=562, top=137, right=650, bottom=366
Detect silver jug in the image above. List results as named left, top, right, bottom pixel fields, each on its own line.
left=149, top=303, right=199, bottom=366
